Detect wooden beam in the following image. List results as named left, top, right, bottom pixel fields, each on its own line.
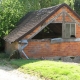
left=65, top=11, right=75, bottom=22
left=62, top=7, right=66, bottom=38
left=64, top=11, right=80, bottom=26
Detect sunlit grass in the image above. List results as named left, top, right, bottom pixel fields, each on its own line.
left=10, top=59, right=80, bottom=80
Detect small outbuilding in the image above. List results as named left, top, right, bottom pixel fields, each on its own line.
left=4, top=3, right=80, bottom=61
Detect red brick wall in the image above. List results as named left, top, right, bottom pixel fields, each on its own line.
left=24, top=39, right=80, bottom=58
left=76, top=24, right=80, bottom=38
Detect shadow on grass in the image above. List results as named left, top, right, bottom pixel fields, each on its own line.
left=9, top=57, right=80, bottom=69
left=0, top=58, right=40, bottom=72
left=0, top=52, right=42, bottom=71
left=0, top=58, right=16, bottom=71
left=1, top=57, right=80, bottom=73
left=9, top=59, right=41, bottom=68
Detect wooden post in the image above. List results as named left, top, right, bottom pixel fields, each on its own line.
left=62, top=7, right=66, bottom=38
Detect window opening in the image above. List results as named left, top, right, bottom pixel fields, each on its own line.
left=32, top=23, right=62, bottom=39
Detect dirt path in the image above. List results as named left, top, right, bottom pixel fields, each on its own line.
left=0, top=65, right=41, bottom=80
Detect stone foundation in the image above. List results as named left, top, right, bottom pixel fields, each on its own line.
left=45, top=56, right=80, bottom=63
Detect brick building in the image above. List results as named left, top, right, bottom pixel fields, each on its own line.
left=4, top=3, right=80, bottom=62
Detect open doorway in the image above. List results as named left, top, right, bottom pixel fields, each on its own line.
left=32, top=23, right=62, bottom=39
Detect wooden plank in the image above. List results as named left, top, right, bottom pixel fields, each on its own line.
left=65, top=24, right=70, bottom=38
left=71, top=24, right=75, bottom=36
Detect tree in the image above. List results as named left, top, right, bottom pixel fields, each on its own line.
left=39, top=0, right=60, bottom=8
left=0, top=0, right=26, bottom=38
left=0, top=0, right=28, bottom=51
left=19, top=0, right=41, bottom=11
left=74, top=0, right=80, bottom=15
left=39, top=0, right=74, bottom=9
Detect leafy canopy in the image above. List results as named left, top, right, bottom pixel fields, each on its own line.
left=0, top=0, right=27, bottom=37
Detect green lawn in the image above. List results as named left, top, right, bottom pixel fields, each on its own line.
left=10, top=59, right=80, bottom=80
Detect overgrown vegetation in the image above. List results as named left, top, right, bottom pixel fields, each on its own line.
left=10, top=59, right=80, bottom=80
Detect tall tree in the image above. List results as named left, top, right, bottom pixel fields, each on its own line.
left=19, top=0, right=40, bottom=11
left=0, top=0, right=27, bottom=51
left=74, top=0, right=80, bottom=15
left=39, top=0, right=60, bottom=8
left=0, top=0, right=26, bottom=37
left=39, top=0, right=74, bottom=9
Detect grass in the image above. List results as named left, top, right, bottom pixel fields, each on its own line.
left=10, top=59, right=80, bottom=80
left=0, top=53, right=9, bottom=59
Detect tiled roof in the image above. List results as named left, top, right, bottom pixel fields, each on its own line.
left=4, top=3, right=80, bottom=43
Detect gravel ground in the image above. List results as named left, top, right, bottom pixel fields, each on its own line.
left=0, top=65, right=42, bottom=80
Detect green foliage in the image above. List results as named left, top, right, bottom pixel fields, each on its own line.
left=0, top=0, right=27, bottom=37
left=19, top=0, right=41, bottom=11
left=0, top=0, right=41, bottom=39
left=74, top=0, right=80, bottom=15
left=39, top=0, right=74, bottom=8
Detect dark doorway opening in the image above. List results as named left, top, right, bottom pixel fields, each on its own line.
left=32, top=23, right=62, bottom=39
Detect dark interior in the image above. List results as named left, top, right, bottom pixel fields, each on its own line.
left=0, top=38, right=5, bottom=52
left=32, top=23, right=62, bottom=39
